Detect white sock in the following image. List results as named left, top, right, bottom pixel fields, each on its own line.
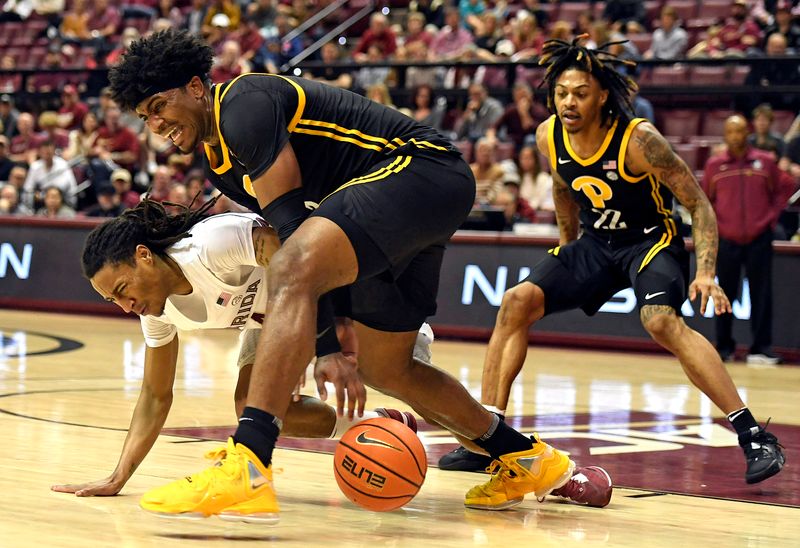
left=328, top=410, right=381, bottom=439
left=483, top=405, right=506, bottom=417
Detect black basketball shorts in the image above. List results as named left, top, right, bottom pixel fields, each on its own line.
left=311, top=150, right=475, bottom=331
left=527, top=230, right=690, bottom=317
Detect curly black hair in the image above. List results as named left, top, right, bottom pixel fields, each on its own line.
left=81, top=194, right=217, bottom=279
left=538, top=35, right=638, bottom=126
left=108, top=29, right=214, bottom=111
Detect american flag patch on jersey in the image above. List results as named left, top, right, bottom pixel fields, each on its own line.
left=602, top=160, right=617, bottom=170
left=216, top=292, right=232, bottom=306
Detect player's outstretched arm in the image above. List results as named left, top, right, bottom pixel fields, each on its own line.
left=51, top=337, right=179, bottom=496
left=535, top=118, right=579, bottom=244
left=627, top=122, right=731, bottom=315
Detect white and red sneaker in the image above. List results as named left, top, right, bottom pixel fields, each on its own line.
left=550, top=466, right=613, bottom=508
left=375, top=407, right=418, bottom=433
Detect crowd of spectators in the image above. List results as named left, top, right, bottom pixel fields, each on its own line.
left=0, top=0, right=798, bottom=239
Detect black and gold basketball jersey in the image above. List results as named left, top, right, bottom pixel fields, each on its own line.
left=548, top=114, right=677, bottom=243
left=202, top=74, right=457, bottom=212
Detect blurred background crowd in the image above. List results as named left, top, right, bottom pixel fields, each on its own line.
left=0, top=0, right=798, bottom=241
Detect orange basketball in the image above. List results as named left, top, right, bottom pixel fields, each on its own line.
left=334, top=417, right=427, bottom=511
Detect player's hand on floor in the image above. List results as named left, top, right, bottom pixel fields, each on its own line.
left=689, top=274, right=732, bottom=315
left=314, top=352, right=366, bottom=420
left=51, top=476, right=124, bottom=497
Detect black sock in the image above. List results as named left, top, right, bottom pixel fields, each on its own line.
left=233, top=406, right=281, bottom=466
left=728, top=407, right=759, bottom=441
left=471, top=414, right=532, bottom=460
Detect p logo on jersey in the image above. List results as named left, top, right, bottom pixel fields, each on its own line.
left=572, top=176, right=613, bottom=208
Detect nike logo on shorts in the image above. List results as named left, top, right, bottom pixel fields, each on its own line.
left=645, top=291, right=666, bottom=300
left=643, top=225, right=659, bottom=234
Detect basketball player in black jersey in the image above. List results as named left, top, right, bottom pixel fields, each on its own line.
left=106, top=29, right=587, bottom=521
left=440, top=37, right=785, bottom=485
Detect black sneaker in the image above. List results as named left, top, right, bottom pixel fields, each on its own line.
left=739, top=420, right=786, bottom=484
left=438, top=445, right=493, bottom=472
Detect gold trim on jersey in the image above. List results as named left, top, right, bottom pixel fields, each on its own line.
left=204, top=83, right=233, bottom=175
left=293, top=120, right=448, bottom=154
left=546, top=115, right=557, bottom=171
left=320, top=156, right=412, bottom=203
left=204, top=74, right=308, bottom=176
left=548, top=246, right=560, bottom=256
left=618, top=118, right=648, bottom=183
left=562, top=118, right=619, bottom=166
left=638, top=174, right=678, bottom=271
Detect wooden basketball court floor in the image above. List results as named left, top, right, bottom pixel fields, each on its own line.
left=0, top=309, right=797, bottom=547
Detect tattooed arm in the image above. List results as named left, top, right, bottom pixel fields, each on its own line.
left=536, top=118, right=580, bottom=244
left=626, top=122, right=731, bottom=315
left=252, top=225, right=281, bottom=268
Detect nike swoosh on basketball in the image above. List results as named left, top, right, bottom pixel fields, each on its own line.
left=558, top=157, right=571, bottom=165
left=643, top=225, right=659, bottom=234
left=355, top=431, right=401, bottom=451
left=645, top=291, right=666, bottom=300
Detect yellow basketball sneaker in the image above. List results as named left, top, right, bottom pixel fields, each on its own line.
left=140, top=437, right=279, bottom=523
left=464, top=434, right=575, bottom=510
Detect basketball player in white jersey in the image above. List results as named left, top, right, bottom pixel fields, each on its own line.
left=52, top=198, right=422, bottom=497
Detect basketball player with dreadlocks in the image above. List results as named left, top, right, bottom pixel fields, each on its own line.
left=51, top=198, right=423, bottom=498
left=103, top=29, right=596, bottom=521
left=439, top=37, right=785, bottom=485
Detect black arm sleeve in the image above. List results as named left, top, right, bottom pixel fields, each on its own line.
left=260, top=190, right=340, bottom=357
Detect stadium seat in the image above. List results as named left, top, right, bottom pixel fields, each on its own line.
left=689, top=65, right=729, bottom=85
left=730, top=65, right=750, bottom=84
left=701, top=109, right=735, bottom=137
left=559, top=3, right=592, bottom=23
left=644, top=1, right=664, bottom=24
left=650, top=65, right=689, bottom=85
left=669, top=0, right=699, bottom=22
left=516, top=66, right=545, bottom=89
left=627, top=33, right=653, bottom=54
left=495, top=141, right=516, bottom=162
left=673, top=143, right=700, bottom=171
left=660, top=109, right=701, bottom=140
left=773, top=110, right=796, bottom=135
left=454, top=140, right=473, bottom=163
left=697, top=0, right=731, bottom=21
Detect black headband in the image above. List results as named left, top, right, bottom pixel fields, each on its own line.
left=130, top=73, right=205, bottom=107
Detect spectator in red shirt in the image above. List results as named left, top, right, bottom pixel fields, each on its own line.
left=57, top=84, right=90, bottom=131
left=353, top=12, right=397, bottom=62
left=38, top=111, right=70, bottom=153
left=403, top=12, right=434, bottom=49
left=92, top=103, right=140, bottom=173
left=105, top=27, right=141, bottom=67
left=210, top=40, right=251, bottom=83
left=88, top=0, right=122, bottom=44
left=710, top=0, right=762, bottom=56
left=487, top=82, right=547, bottom=151
left=110, top=167, right=141, bottom=209
left=702, top=115, right=797, bottom=364
left=9, top=112, right=42, bottom=165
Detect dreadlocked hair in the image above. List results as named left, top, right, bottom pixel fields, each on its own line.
left=108, top=29, right=214, bottom=111
left=538, top=35, right=638, bottom=127
left=81, top=193, right=218, bottom=279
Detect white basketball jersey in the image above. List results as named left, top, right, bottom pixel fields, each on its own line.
left=141, top=213, right=269, bottom=347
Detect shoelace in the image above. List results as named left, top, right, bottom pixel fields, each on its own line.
left=751, top=418, right=784, bottom=447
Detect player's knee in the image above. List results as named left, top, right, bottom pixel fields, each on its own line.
left=498, top=283, right=543, bottom=328
left=641, top=306, right=680, bottom=341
